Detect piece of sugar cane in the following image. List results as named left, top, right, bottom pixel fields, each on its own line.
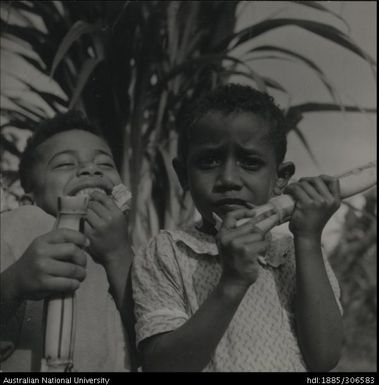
left=111, top=183, right=132, bottom=211
left=213, top=161, right=377, bottom=233
left=41, top=195, right=89, bottom=373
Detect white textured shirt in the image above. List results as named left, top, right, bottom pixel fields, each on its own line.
left=132, top=225, right=342, bottom=372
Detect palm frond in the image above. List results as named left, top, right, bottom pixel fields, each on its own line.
left=50, top=20, right=101, bottom=77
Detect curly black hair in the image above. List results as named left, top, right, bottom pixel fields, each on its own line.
left=19, top=110, right=106, bottom=192
left=178, top=83, right=288, bottom=164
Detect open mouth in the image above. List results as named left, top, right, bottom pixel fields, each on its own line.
left=65, top=176, right=114, bottom=197
left=74, top=187, right=108, bottom=197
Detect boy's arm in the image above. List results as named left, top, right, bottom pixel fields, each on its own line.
left=141, top=277, right=247, bottom=372
left=0, top=262, right=24, bottom=323
left=138, top=210, right=267, bottom=372
left=294, top=236, right=343, bottom=372
left=83, top=191, right=133, bottom=316
left=101, top=244, right=133, bottom=323
left=285, top=175, right=344, bottom=371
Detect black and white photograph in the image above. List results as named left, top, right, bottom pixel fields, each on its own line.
left=0, top=0, right=376, bottom=379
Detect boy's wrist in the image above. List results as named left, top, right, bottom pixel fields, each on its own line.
left=293, top=234, right=323, bottom=260
left=102, top=246, right=132, bottom=269
left=216, top=276, right=250, bottom=302
left=293, top=232, right=322, bottom=244
left=2, top=263, right=24, bottom=304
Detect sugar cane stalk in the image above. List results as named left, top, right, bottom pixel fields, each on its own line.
left=40, top=195, right=88, bottom=372
left=214, top=161, right=377, bottom=232
left=40, top=184, right=131, bottom=372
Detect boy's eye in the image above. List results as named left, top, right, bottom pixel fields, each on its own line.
left=95, top=154, right=116, bottom=169
left=196, top=155, right=222, bottom=169
left=239, top=157, right=264, bottom=170
left=54, top=162, right=75, bottom=169
left=98, top=162, right=115, bottom=168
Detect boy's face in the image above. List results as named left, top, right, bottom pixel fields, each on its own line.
left=29, top=129, right=122, bottom=215
left=175, top=111, right=293, bottom=224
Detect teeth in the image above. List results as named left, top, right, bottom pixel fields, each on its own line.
left=75, top=187, right=106, bottom=196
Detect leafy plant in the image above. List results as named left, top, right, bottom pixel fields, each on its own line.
left=330, top=189, right=377, bottom=371
left=0, top=1, right=376, bottom=246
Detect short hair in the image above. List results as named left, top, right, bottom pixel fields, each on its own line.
left=178, top=83, right=288, bottom=164
left=19, top=110, right=105, bottom=192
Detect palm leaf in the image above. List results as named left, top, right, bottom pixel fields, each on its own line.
left=1, top=120, right=36, bottom=132
left=1, top=109, right=40, bottom=126
left=26, top=85, right=68, bottom=112
left=1, top=22, right=50, bottom=52
left=291, top=1, right=350, bottom=32
left=292, top=126, right=320, bottom=167
left=50, top=20, right=101, bottom=77
left=8, top=97, right=48, bottom=120
left=220, top=69, right=288, bottom=94
left=0, top=134, right=22, bottom=156
left=68, top=56, right=103, bottom=109
left=18, top=53, right=47, bottom=72
left=218, top=18, right=376, bottom=67
left=245, top=45, right=343, bottom=106
left=288, top=103, right=376, bottom=114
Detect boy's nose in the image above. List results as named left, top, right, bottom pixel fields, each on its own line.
left=77, top=162, right=103, bottom=177
left=215, top=161, right=242, bottom=191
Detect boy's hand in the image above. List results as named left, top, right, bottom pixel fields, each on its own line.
left=285, top=175, right=341, bottom=239
left=215, top=209, right=269, bottom=294
left=84, top=191, right=129, bottom=265
left=12, top=229, right=89, bottom=301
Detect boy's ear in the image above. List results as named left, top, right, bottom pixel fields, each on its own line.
left=274, top=161, right=295, bottom=195
left=172, top=158, right=189, bottom=191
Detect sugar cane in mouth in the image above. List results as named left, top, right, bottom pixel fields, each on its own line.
left=213, top=161, right=377, bottom=233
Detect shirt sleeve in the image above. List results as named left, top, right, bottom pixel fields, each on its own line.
left=131, top=232, right=189, bottom=348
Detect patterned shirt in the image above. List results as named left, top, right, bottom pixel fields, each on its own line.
left=132, top=224, right=342, bottom=372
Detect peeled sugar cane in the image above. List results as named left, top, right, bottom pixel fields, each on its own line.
left=111, top=183, right=132, bottom=212
left=41, top=183, right=132, bottom=372
left=213, top=161, right=377, bottom=233
left=41, top=195, right=88, bottom=372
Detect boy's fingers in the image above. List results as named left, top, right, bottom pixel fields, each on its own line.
left=48, top=244, right=88, bottom=267
left=243, top=240, right=269, bottom=256
left=286, top=183, right=313, bottom=205
left=298, top=179, right=326, bottom=202
left=90, top=191, right=118, bottom=212
left=86, top=209, right=105, bottom=229
left=221, top=220, right=262, bottom=244
left=44, top=277, right=81, bottom=295
left=229, top=232, right=267, bottom=247
left=223, top=208, right=257, bottom=229
left=46, top=229, right=90, bottom=248
left=252, top=213, right=280, bottom=233
left=48, top=260, right=86, bottom=281
left=319, top=175, right=341, bottom=199
left=239, top=208, right=277, bottom=226
left=88, top=200, right=111, bottom=219
left=303, top=177, right=334, bottom=201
